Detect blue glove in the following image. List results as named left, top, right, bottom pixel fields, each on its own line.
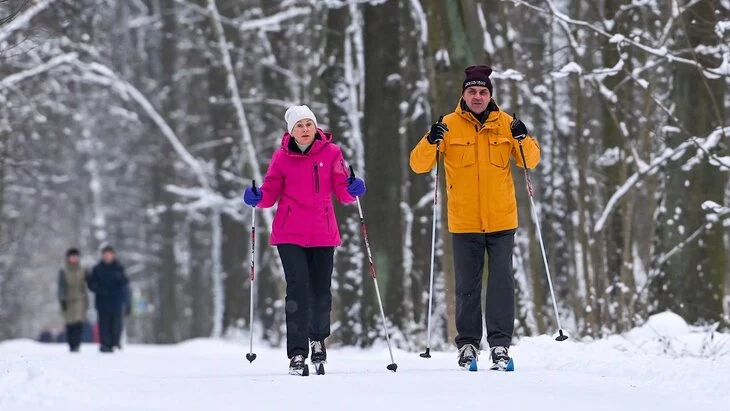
left=347, top=177, right=366, bottom=197
left=243, top=185, right=262, bottom=206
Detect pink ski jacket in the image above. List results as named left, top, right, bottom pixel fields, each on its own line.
left=258, top=130, right=355, bottom=247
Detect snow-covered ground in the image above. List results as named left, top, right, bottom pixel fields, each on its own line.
left=1, top=312, right=728, bottom=411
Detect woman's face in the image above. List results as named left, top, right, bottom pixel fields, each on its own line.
left=291, top=119, right=316, bottom=145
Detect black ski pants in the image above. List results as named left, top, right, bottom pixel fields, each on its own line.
left=277, top=244, right=334, bottom=359
left=453, top=230, right=515, bottom=350
left=98, top=310, right=123, bottom=350
left=65, top=322, right=83, bottom=351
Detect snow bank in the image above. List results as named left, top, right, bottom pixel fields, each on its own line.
left=598, top=311, right=729, bottom=359
left=624, top=311, right=691, bottom=341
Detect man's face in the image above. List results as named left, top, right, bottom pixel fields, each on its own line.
left=462, top=86, right=491, bottom=114
left=67, top=255, right=79, bottom=265
left=102, top=251, right=115, bottom=264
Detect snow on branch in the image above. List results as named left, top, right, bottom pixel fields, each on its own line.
left=510, top=0, right=730, bottom=79
left=165, top=184, right=244, bottom=221
left=197, top=1, right=390, bottom=33
left=240, top=97, right=297, bottom=109
left=206, top=0, right=261, bottom=175
left=594, top=127, right=730, bottom=233
left=179, top=1, right=297, bottom=32
left=656, top=224, right=706, bottom=267
left=682, top=127, right=730, bottom=172
left=702, top=201, right=730, bottom=226
left=206, top=0, right=272, bottom=204
left=342, top=2, right=366, bottom=174
left=237, top=6, right=310, bottom=32
left=206, top=0, right=283, bottom=303
left=71, top=60, right=211, bottom=189
left=59, top=56, right=265, bottom=222
left=322, top=0, right=391, bottom=7
left=408, top=0, right=427, bottom=46
left=0, top=0, right=53, bottom=45
left=655, top=200, right=730, bottom=266
left=0, top=52, right=78, bottom=88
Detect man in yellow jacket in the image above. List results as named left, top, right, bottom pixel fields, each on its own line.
left=410, top=65, right=540, bottom=371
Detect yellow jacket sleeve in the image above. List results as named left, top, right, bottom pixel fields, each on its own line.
left=409, top=133, right=444, bottom=174
left=512, top=135, right=540, bottom=169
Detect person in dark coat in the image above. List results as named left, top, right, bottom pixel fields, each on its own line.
left=57, top=248, right=89, bottom=352
left=86, top=245, right=130, bottom=352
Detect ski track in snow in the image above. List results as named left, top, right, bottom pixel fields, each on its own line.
left=0, top=317, right=728, bottom=410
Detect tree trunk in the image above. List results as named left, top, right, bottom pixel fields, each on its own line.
left=659, top=0, right=727, bottom=323
left=323, top=4, right=366, bottom=346
left=151, top=0, right=181, bottom=344
left=363, top=0, right=405, bottom=339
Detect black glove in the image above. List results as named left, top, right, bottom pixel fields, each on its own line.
left=60, top=301, right=67, bottom=312
left=427, top=117, right=448, bottom=145
left=510, top=113, right=528, bottom=140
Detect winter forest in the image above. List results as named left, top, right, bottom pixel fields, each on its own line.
left=0, top=0, right=728, bottom=349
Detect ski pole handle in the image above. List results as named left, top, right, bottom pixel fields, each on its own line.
left=348, top=165, right=355, bottom=185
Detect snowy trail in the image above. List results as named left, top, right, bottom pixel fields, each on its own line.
left=0, top=314, right=727, bottom=411
left=1, top=322, right=728, bottom=411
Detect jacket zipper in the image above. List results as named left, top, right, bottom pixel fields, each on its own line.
left=314, top=162, right=320, bottom=193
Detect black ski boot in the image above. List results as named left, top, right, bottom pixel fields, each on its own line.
left=310, top=340, right=327, bottom=375
left=289, top=355, right=309, bottom=376
left=457, top=344, right=478, bottom=370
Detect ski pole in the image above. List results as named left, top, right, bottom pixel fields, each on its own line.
left=246, top=180, right=259, bottom=362
left=350, top=166, right=398, bottom=372
left=514, top=116, right=568, bottom=342
left=421, top=116, right=443, bottom=359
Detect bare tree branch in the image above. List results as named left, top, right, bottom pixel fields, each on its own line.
left=595, top=127, right=730, bottom=233
left=0, top=0, right=52, bottom=44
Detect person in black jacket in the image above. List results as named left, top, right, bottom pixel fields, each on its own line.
left=87, top=245, right=130, bottom=352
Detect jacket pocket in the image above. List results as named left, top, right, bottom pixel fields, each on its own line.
left=281, top=205, right=291, bottom=230
left=446, top=137, right=476, bottom=168
left=488, top=133, right=513, bottom=169
left=325, top=206, right=331, bottom=233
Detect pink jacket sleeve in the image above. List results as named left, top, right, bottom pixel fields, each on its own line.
left=332, top=148, right=356, bottom=205
left=258, top=150, right=284, bottom=208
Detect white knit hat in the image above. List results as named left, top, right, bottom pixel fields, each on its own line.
left=284, top=105, right=318, bottom=134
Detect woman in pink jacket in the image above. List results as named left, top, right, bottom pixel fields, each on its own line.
left=243, top=105, right=366, bottom=376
